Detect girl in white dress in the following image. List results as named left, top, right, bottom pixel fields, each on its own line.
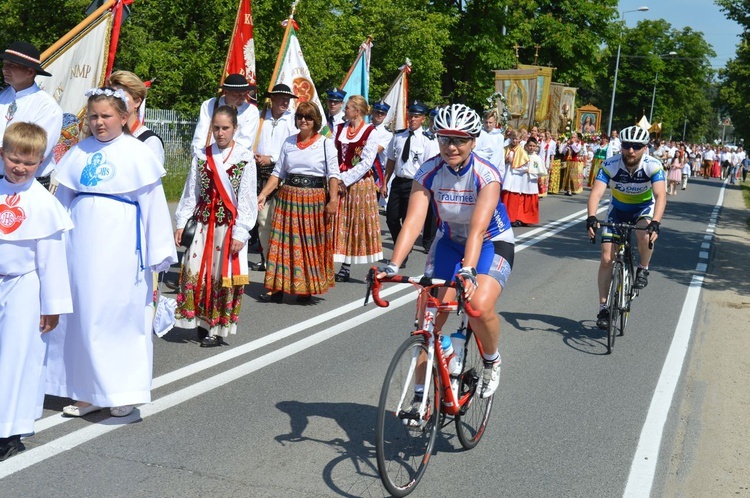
left=47, top=87, right=177, bottom=418
left=173, top=106, right=257, bottom=346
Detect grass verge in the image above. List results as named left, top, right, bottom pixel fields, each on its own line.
left=164, top=170, right=188, bottom=203
left=741, top=180, right=750, bottom=231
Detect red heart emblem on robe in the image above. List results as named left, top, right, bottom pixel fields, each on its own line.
left=0, top=194, right=26, bottom=235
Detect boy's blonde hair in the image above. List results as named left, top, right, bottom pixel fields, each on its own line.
left=2, top=122, right=47, bottom=159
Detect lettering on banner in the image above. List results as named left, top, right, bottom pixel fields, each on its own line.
left=70, top=64, right=92, bottom=79
left=244, top=13, right=253, bottom=25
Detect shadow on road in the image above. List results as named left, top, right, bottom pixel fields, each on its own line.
left=500, top=311, right=609, bottom=355
left=273, top=399, right=463, bottom=497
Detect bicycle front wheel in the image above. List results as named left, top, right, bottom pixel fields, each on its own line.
left=620, top=266, right=632, bottom=337
left=455, top=329, right=494, bottom=449
left=375, top=335, right=441, bottom=497
left=607, top=263, right=623, bottom=354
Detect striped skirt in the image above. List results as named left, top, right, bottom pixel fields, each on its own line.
left=264, top=184, right=335, bottom=295
left=548, top=159, right=562, bottom=194
left=333, top=175, right=383, bottom=264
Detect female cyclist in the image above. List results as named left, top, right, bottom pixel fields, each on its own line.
left=377, top=104, right=515, bottom=399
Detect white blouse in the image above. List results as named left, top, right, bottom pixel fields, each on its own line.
left=273, top=134, right=341, bottom=180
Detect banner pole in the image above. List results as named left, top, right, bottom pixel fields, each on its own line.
left=340, top=35, right=372, bottom=88
left=40, top=0, right=117, bottom=62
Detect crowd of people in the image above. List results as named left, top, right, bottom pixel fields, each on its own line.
left=1, top=36, right=746, bottom=463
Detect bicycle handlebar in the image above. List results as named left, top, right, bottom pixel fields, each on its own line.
left=592, top=221, right=654, bottom=250
left=364, top=268, right=481, bottom=318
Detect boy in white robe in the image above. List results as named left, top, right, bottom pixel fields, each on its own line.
left=0, top=122, right=73, bottom=461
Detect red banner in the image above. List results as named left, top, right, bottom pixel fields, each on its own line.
left=224, top=0, right=256, bottom=85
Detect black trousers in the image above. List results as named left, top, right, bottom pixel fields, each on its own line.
left=386, top=176, right=437, bottom=249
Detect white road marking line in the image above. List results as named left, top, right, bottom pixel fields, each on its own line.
left=623, top=180, right=727, bottom=496
left=6, top=199, right=607, bottom=476
left=0, top=293, right=417, bottom=479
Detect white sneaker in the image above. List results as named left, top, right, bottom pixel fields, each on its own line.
left=479, top=360, right=501, bottom=399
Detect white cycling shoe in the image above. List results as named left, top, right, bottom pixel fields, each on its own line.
left=479, top=360, right=501, bottom=399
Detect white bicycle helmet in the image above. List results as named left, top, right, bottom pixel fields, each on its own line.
left=619, top=125, right=650, bottom=144
left=434, top=104, right=482, bottom=137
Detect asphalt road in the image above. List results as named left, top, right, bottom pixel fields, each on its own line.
left=0, top=176, right=726, bottom=497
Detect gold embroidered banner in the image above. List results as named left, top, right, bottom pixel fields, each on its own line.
left=518, top=64, right=553, bottom=124
left=493, top=69, right=538, bottom=130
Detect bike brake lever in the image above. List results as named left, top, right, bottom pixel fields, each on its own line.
left=364, top=268, right=374, bottom=306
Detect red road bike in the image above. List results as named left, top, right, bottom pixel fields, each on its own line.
left=365, top=269, right=494, bottom=497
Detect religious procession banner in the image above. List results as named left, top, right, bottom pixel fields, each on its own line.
left=381, top=59, right=411, bottom=132
left=493, top=69, right=538, bottom=130
left=340, top=37, right=372, bottom=106
left=222, top=0, right=256, bottom=90
left=517, top=64, right=553, bottom=125
left=548, top=83, right=564, bottom=135
left=269, top=16, right=327, bottom=132
left=36, top=2, right=116, bottom=116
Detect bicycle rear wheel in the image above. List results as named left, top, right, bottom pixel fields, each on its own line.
left=455, top=329, right=494, bottom=449
left=375, top=335, right=441, bottom=497
left=607, top=263, right=623, bottom=354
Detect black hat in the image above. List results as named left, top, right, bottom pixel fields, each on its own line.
left=407, top=100, right=428, bottom=115
left=0, top=41, right=51, bottom=77
left=372, top=100, right=390, bottom=113
left=326, top=87, right=346, bottom=102
left=264, top=83, right=298, bottom=99
left=220, top=74, right=251, bottom=92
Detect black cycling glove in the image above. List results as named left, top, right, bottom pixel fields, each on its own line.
left=647, top=220, right=660, bottom=235
left=586, top=215, right=599, bottom=231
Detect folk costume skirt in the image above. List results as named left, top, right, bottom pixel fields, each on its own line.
left=264, top=183, right=335, bottom=296
left=538, top=174, right=549, bottom=197
left=548, top=159, right=562, bottom=194
left=333, top=176, right=383, bottom=264
left=176, top=221, right=247, bottom=337
left=562, top=159, right=584, bottom=194
left=588, top=158, right=604, bottom=187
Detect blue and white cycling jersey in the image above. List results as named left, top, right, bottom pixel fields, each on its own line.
left=595, top=153, right=665, bottom=212
left=414, top=152, right=514, bottom=245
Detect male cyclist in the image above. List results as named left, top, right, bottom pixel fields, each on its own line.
left=586, top=126, right=666, bottom=330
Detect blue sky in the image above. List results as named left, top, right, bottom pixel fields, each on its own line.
left=618, top=0, right=743, bottom=69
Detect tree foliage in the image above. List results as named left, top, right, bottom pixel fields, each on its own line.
left=606, top=20, right=716, bottom=141
left=0, top=0, right=726, bottom=139
left=716, top=0, right=750, bottom=141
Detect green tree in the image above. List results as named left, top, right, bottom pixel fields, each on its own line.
left=604, top=20, right=715, bottom=141
left=716, top=0, right=750, bottom=141
left=439, top=0, right=620, bottom=110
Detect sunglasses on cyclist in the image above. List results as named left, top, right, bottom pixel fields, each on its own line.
left=295, top=113, right=314, bottom=121
left=621, top=142, right=647, bottom=151
left=437, top=136, right=472, bottom=147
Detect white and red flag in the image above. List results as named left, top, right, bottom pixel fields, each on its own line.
left=222, top=0, right=256, bottom=86
left=381, top=59, right=411, bottom=132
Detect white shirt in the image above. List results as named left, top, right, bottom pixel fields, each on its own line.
left=609, top=136, right=621, bottom=156
left=474, top=129, right=505, bottom=169
left=0, top=83, right=63, bottom=177
left=190, top=96, right=260, bottom=156
left=273, top=134, right=341, bottom=180
left=328, top=110, right=345, bottom=130
left=132, top=126, right=165, bottom=166
left=371, top=122, right=393, bottom=169
left=255, top=108, right=297, bottom=163
left=386, top=127, right=436, bottom=179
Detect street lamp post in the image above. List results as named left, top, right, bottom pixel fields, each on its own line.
left=607, top=6, right=649, bottom=136
left=649, top=51, right=677, bottom=124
